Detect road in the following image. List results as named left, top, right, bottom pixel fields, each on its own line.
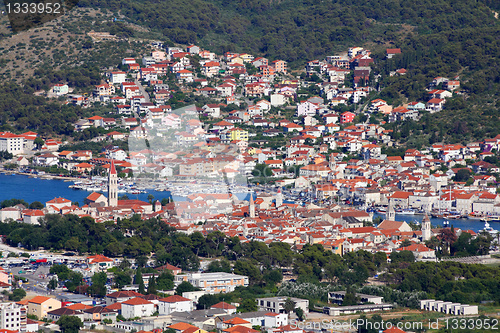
left=134, top=79, right=150, bottom=103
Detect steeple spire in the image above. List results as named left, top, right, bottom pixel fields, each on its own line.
left=249, top=193, right=255, bottom=218
left=387, top=198, right=395, bottom=221
left=108, top=159, right=118, bottom=207
left=422, top=213, right=431, bottom=241
left=276, top=188, right=283, bottom=208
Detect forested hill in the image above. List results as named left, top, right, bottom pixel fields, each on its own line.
left=76, top=0, right=500, bottom=63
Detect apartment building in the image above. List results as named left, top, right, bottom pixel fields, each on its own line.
left=0, top=132, right=24, bottom=155
left=256, top=297, right=309, bottom=314
left=174, top=272, right=249, bottom=293
left=0, top=302, right=25, bottom=331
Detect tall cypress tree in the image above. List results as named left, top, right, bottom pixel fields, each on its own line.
left=147, top=276, right=157, bottom=295
left=135, top=269, right=145, bottom=294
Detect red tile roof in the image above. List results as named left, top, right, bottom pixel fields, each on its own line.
left=159, top=295, right=191, bottom=303
left=122, top=297, right=153, bottom=306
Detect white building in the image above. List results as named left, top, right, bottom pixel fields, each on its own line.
left=0, top=208, right=21, bottom=223
left=256, top=297, right=309, bottom=314
left=296, top=101, right=318, bottom=117
left=158, top=295, right=193, bottom=315
left=110, top=72, right=127, bottom=84
left=22, top=210, right=44, bottom=225
left=328, top=291, right=383, bottom=305
left=270, top=93, right=287, bottom=107
left=420, top=299, right=478, bottom=315
left=264, top=312, right=288, bottom=328
left=174, top=272, right=249, bottom=293
left=0, top=302, right=23, bottom=331
left=0, top=132, right=24, bottom=155
left=121, top=298, right=155, bottom=319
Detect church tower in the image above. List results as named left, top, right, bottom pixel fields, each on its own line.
left=422, top=213, right=431, bottom=241
left=276, top=188, right=283, bottom=208
left=249, top=193, right=255, bottom=218
left=387, top=199, right=395, bottom=221
left=108, top=159, right=118, bottom=207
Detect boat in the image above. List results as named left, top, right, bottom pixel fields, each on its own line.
left=481, top=216, right=500, bottom=223
left=443, top=220, right=450, bottom=227
left=468, top=212, right=486, bottom=220
left=480, top=221, right=498, bottom=235
left=399, top=209, right=416, bottom=215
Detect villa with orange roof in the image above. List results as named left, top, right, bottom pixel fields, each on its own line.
left=45, top=197, right=72, bottom=210
left=27, top=296, right=61, bottom=319
left=87, top=254, right=115, bottom=272
left=396, top=243, right=436, bottom=261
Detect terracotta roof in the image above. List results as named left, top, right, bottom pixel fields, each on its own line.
left=378, top=220, right=405, bottom=230
left=86, top=192, right=103, bottom=202
left=168, top=323, right=198, bottom=331
left=182, top=328, right=201, bottom=333
left=47, top=307, right=79, bottom=316
left=397, top=244, right=433, bottom=252
left=106, top=290, right=144, bottom=298
left=46, top=197, right=71, bottom=204
left=223, top=326, right=259, bottom=333
left=159, top=295, right=191, bottom=303
left=211, top=301, right=236, bottom=310
left=28, top=296, right=51, bottom=304
left=65, top=303, right=93, bottom=311
left=122, top=297, right=153, bottom=306
left=224, top=317, right=250, bottom=325
left=105, top=302, right=122, bottom=311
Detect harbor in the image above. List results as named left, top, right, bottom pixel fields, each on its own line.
left=372, top=212, right=499, bottom=234
left=0, top=173, right=497, bottom=233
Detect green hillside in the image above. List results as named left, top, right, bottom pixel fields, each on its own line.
left=0, top=0, right=498, bottom=144
left=373, top=25, right=500, bottom=146
left=77, top=0, right=499, bottom=63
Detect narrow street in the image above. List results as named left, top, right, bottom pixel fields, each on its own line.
left=134, top=79, right=150, bottom=103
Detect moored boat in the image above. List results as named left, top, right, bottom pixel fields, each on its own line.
left=482, top=215, right=500, bottom=223
left=399, top=209, right=416, bottom=215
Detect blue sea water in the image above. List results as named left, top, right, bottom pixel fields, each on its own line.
left=0, top=173, right=494, bottom=232
left=0, top=173, right=174, bottom=204
left=0, top=173, right=251, bottom=205
left=372, top=212, right=494, bottom=233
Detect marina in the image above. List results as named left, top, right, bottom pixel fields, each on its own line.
left=0, top=173, right=498, bottom=233
left=0, top=173, right=175, bottom=205
left=372, top=212, right=498, bottom=234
